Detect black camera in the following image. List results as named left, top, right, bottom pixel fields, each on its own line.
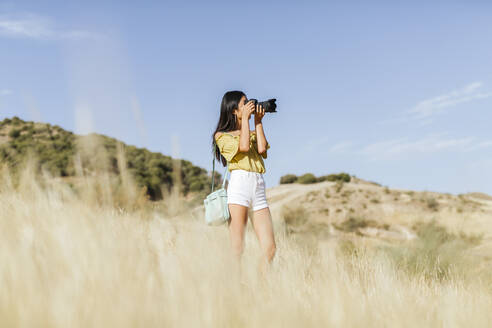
left=247, top=98, right=277, bottom=113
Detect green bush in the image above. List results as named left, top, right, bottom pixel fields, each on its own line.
left=35, top=126, right=49, bottom=134
left=280, top=174, right=298, bottom=184
left=281, top=172, right=352, bottom=184
left=320, top=172, right=351, bottom=183
left=189, top=180, right=204, bottom=192
left=281, top=204, right=309, bottom=227
left=297, top=173, right=317, bottom=184
left=426, top=197, right=439, bottom=211
left=334, top=216, right=378, bottom=233
left=9, top=129, right=21, bottom=138
left=339, top=173, right=351, bottom=182
left=12, top=116, right=22, bottom=125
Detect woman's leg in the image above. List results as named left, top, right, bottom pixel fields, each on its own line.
left=227, top=203, right=249, bottom=261
left=251, top=207, right=276, bottom=275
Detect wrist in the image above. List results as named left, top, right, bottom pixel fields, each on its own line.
left=255, top=119, right=262, bottom=124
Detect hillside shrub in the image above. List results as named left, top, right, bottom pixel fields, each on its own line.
left=325, top=173, right=351, bottom=183
left=9, top=129, right=21, bottom=138
left=297, top=173, right=317, bottom=184
left=280, top=174, right=298, bottom=184
left=12, top=116, right=22, bottom=125
left=334, top=216, right=378, bottom=233
left=189, top=180, right=204, bottom=192
left=426, top=197, right=439, bottom=211
left=281, top=172, right=352, bottom=184
left=281, top=204, right=309, bottom=227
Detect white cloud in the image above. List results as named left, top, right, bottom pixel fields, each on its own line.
left=408, top=82, right=492, bottom=120
left=465, top=140, right=492, bottom=152
left=358, top=134, right=488, bottom=160
left=0, top=14, right=98, bottom=40
left=0, top=89, right=12, bottom=96
left=329, top=141, right=353, bottom=152
left=305, top=135, right=331, bottom=152
left=304, top=134, right=492, bottom=160
left=305, top=138, right=355, bottom=154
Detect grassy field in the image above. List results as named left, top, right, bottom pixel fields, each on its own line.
left=2, top=151, right=492, bottom=327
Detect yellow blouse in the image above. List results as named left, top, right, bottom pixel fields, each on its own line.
left=215, top=131, right=270, bottom=173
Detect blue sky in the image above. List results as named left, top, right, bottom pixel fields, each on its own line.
left=1, top=1, right=492, bottom=195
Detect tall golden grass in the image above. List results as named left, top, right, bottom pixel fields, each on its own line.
left=1, top=137, right=492, bottom=327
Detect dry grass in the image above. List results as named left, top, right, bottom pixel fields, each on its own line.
left=2, top=150, right=492, bottom=327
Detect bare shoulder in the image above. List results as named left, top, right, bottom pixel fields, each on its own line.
left=214, top=132, right=223, bottom=140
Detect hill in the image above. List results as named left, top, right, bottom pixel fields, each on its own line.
left=0, top=116, right=217, bottom=200
left=258, top=177, right=492, bottom=247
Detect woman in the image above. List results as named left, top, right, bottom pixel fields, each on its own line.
left=212, top=90, right=276, bottom=274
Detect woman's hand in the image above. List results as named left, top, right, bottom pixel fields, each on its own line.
left=240, top=100, right=256, bottom=120
left=254, top=104, right=265, bottom=123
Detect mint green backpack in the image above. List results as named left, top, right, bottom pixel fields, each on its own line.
left=204, top=142, right=230, bottom=226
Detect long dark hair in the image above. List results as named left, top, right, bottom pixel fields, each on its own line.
left=211, top=90, right=246, bottom=166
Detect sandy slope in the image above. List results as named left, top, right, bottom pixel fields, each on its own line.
left=262, top=177, right=492, bottom=243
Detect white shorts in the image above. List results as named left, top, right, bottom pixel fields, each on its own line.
left=227, top=169, right=269, bottom=211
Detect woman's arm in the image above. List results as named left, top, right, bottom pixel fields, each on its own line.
left=255, top=104, right=268, bottom=154
left=239, top=106, right=254, bottom=152
left=255, top=121, right=268, bottom=154
left=238, top=115, right=250, bottom=152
